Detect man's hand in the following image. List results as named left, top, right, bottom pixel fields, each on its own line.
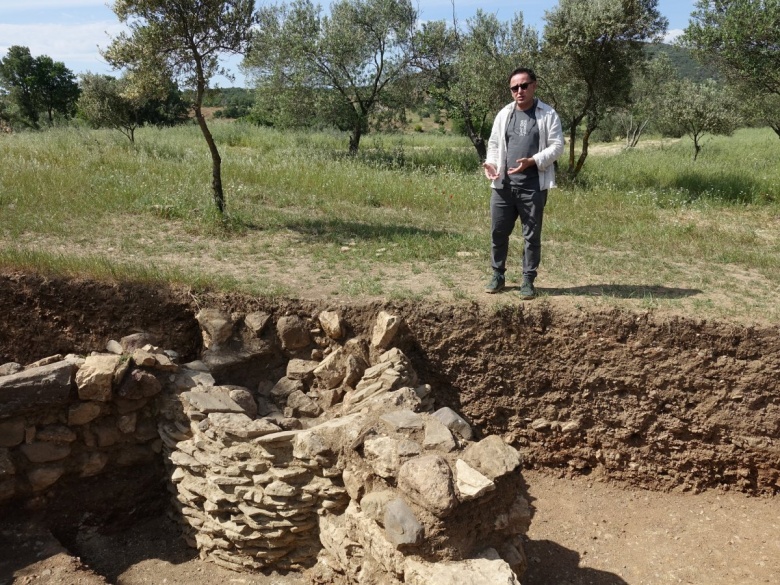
left=482, top=162, right=499, bottom=180
left=508, top=157, right=536, bottom=174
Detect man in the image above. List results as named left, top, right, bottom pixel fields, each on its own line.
left=482, top=67, right=564, bottom=299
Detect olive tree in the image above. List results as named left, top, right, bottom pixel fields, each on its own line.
left=658, top=78, right=741, bottom=160
left=415, top=10, right=539, bottom=161
left=102, top=0, right=255, bottom=214
left=78, top=74, right=142, bottom=142
left=541, top=0, right=667, bottom=179
left=682, top=0, right=780, bottom=138
left=615, top=52, right=677, bottom=148
left=245, top=0, right=417, bottom=153
left=738, top=88, right=780, bottom=136
left=77, top=73, right=188, bottom=142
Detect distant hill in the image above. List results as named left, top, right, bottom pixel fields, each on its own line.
left=647, top=43, right=720, bottom=82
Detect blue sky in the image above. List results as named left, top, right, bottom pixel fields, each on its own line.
left=0, top=0, right=695, bottom=87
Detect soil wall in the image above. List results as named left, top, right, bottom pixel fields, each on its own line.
left=1, top=272, right=778, bottom=495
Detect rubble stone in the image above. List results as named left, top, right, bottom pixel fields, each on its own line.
left=371, top=311, right=402, bottom=349
left=76, top=354, right=121, bottom=402
left=432, top=407, right=473, bottom=440
left=384, top=498, right=424, bottom=547
left=397, top=454, right=457, bottom=518
left=318, top=310, right=344, bottom=340
left=277, top=316, right=311, bottom=350
left=462, top=435, right=522, bottom=481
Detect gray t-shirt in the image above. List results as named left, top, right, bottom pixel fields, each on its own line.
left=504, top=100, right=540, bottom=188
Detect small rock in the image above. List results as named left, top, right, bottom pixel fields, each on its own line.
left=318, top=310, right=344, bottom=340
left=432, top=407, right=472, bottom=440
left=384, top=498, right=423, bottom=547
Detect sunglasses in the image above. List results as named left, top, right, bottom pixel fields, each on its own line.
left=510, top=82, right=533, bottom=92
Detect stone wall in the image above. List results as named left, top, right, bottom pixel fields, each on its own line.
left=160, top=309, right=531, bottom=584
left=0, top=333, right=172, bottom=503
left=0, top=308, right=533, bottom=584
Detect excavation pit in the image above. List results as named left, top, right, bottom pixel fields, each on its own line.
left=1, top=272, right=778, bottom=584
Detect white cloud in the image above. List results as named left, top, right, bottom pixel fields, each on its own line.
left=1, top=0, right=108, bottom=11
left=664, top=28, right=684, bottom=43
left=0, top=22, right=126, bottom=71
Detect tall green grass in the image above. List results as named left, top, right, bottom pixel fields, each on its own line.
left=1, top=123, right=778, bottom=321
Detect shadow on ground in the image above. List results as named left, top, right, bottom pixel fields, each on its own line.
left=522, top=538, right=629, bottom=585
left=536, top=284, right=701, bottom=300
left=518, top=474, right=627, bottom=585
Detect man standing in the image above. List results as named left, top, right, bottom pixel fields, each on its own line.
left=482, top=67, right=564, bottom=299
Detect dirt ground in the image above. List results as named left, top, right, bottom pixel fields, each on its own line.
left=1, top=270, right=779, bottom=584
left=2, top=469, right=778, bottom=585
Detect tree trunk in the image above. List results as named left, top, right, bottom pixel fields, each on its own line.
left=572, top=125, right=593, bottom=179
left=349, top=123, right=362, bottom=154
left=192, top=57, right=225, bottom=215
left=462, top=115, right=487, bottom=161
left=567, top=124, right=579, bottom=180
left=627, top=120, right=649, bottom=148
left=194, top=105, right=224, bottom=214
left=693, top=137, right=701, bottom=161
left=770, top=124, right=780, bottom=139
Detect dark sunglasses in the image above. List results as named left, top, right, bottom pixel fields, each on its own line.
left=510, top=82, right=533, bottom=92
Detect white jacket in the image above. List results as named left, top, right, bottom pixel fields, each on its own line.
left=485, top=99, right=565, bottom=190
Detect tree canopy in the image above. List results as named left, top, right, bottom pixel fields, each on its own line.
left=78, top=73, right=188, bottom=142
left=245, top=0, right=418, bottom=153
left=541, top=0, right=668, bottom=179
left=103, top=0, right=256, bottom=214
left=658, top=78, right=741, bottom=159
left=415, top=10, right=539, bottom=161
left=682, top=0, right=780, bottom=138
left=0, top=45, right=79, bottom=128
left=683, top=0, right=780, bottom=95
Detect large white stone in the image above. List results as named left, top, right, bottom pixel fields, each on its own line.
left=371, top=312, right=402, bottom=348
left=454, top=459, right=495, bottom=501
left=76, top=354, right=121, bottom=402
left=397, top=454, right=456, bottom=518
left=404, top=552, right=521, bottom=585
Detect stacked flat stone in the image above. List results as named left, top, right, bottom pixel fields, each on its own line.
left=0, top=335, right=172, bottom=501
left=162, top=309, right=530, bottom=584
left=159, top=380, right=353, bottom=572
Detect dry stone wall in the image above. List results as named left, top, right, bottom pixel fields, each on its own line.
left=0, top=333, right=172, bottom=503
left=0, top=308, right=533, bottom=584
left=161, top=309, right=531, bottom=584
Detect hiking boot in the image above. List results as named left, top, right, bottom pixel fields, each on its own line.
left=518, top=279, right=536, bottom=300
left=485, top=272, right=505, bottom=294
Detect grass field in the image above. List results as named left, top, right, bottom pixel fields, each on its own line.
left=0, top=122, right=778, bottom=323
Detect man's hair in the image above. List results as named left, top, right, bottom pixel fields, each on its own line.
left=508, top=67, right=537, bottom=83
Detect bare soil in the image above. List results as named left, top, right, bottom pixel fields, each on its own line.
left=1, top=270, right=778, bottom=585
left=3, top=470, right=778, bottom=585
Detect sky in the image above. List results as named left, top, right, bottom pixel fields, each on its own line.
left=0, top=0, right=695, bottom=88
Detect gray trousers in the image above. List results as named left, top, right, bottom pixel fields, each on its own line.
left=490, top=185, right=547, bottom=281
